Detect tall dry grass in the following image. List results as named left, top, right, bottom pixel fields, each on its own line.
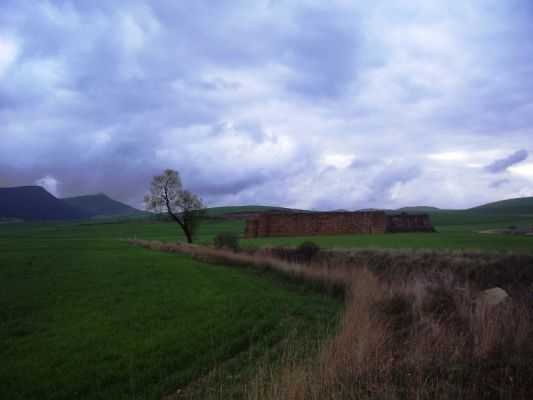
left=260, top=274, right=532, bottom=399
left=126, top=239, right=533, bottom=399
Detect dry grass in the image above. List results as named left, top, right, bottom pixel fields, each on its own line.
left=126, top=239, right=533, bottom=399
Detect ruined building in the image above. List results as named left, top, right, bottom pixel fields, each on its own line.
left=386, top=212, right=435, bottom=233
left=244, top=211, right=434, bottom=238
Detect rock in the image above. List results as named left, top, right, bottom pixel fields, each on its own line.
left=479, top=287, right=509, bottom=307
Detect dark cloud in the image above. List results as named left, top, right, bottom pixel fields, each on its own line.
left=281, top=6, right=359, bottom=99
left=367, top=164, right=421, bottom=203
left=194, top=174, right=269, bottom=196
left=1, top=1, right=533, bottom=209
left=234, top=120, right=269, bottom=144
left=0, top=164, right=38, bottom=188
left=485, top=149, right=528, bottom=173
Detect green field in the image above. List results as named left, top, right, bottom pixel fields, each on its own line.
left=243, top=230, right=533, bottom=252
left=0, top=221, right=340, bottom=399
left=1, top=206, right=532, bottom=398
left=2, top=208, right=532, bottom=253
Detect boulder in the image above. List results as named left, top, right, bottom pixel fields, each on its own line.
left=478, top=287, right=509, bottom=307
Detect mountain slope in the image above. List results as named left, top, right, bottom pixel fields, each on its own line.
left=0, top=186, right=91, bottom=221
left=467, top=197, right=533, bottom=215
left=62, top=193, right=147, bottom=217
left=397, top=206, right=442, bottom=212
left=207, top=205, right=292, bottom=215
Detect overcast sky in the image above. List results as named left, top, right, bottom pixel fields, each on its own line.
left=1, top=0, right=532, bottom=210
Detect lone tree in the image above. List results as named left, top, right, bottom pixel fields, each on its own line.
left=144, top=169, right=207, bottom=243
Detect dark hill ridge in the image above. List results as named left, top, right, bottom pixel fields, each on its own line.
left=207, top=197, right=533, bottom=219
left=0, top=186, right=91, bottom=221
left=62, top=193, right=147, bottom=218
left=206, top=205, right=301, bottom=221
left=397, top=206, right=442, bottom=212
left=467, top=196, right=533, bottom=215
left=3, top=184, right=532, bottom=222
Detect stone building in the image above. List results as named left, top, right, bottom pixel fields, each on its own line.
left=244, top=211, right=434, bottom=238
left=386, top=212, right=435, bottom=233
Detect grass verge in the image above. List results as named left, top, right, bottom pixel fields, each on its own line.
left=128, top=239, right=533, bottom=399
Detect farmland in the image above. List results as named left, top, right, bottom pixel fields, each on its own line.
left=243, top=229, right=533, bottom=252
left=1, top=206, right=532, bottom=399
left=3, top=207, right=532, bottom=253
left=0, top=221, right=340, bottom=399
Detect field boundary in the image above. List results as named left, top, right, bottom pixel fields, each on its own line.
left=124, top=239, right=348, bottom=298
left=126, top=238, right=533, bottom=400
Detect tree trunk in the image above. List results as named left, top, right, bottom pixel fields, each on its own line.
left=184, top=228, right=193, bottom=243
left=166, top=210, right=192, bottom=243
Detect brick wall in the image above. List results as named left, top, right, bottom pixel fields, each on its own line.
left=244, top=219, right=259, bottom=238
left=244, top=211, right=435, bottom=238
left=386, top=213, right=435, bottom=233
left=245, top=211, right=387, bottom=238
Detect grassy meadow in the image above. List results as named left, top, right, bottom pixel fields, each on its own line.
left=0, top=220, right=340, bottom=399
left=1, top=207, right=532, bottom=399
left=2, top=207, right=531, bottom=253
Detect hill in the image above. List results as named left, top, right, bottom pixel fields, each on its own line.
left=0, top=186, right=91, bottom=221
left=62, top=193, right=147, bottom=218
left=206, top=197, right=533, bottom=218
left=396, top=206, right=442, bottom=212
left=206, top=205, right=306, bottom=221
left=206, top=205, right=291, bottom=216
left=466, top=196, right=533, bottom=215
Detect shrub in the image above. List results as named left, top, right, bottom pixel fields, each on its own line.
left=296, top=241, right=320, bottom=264
left=267, top=241, right=321, bottom=264
left=213, top=231, right=239, bottom=251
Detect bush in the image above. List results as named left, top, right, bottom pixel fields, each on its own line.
left=213, top=231, right=239, bottom=251
left=268, top=241, right=321, bottom=264
left=297, top=241, right=320, bottom=264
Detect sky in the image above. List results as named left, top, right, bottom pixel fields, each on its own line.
left=1, top=0, right=532, bottom=210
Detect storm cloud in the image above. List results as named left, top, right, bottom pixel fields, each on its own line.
left=1, top=0, right=532, bottom=209
left=485, top=149, right=529, bottom=173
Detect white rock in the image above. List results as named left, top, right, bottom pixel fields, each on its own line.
left=479, top=287, right=509, bottom=306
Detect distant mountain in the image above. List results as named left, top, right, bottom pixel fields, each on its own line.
left=206, top=205, right=289, bottom=216
left=206, top=205, right=303, bottom=221
left=467, top=197, right=533, bottom=215
left=62, top=193, right=147, bottom=218
left=0, top=186, right=91, bottom=221
left=396, top=206, right=442, bottom=212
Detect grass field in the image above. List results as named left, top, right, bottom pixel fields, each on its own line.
left=1, top=207, right=532, bottom=398
left=2, top=210, right=531, bottom=254
left=242, top=230, right=533, bottom=252
left=0, top=222, right=340, bottom=399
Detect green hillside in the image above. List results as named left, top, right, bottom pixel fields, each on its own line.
left=204, top=198, right=533, bottom=230
left=396, top=206, right=442, bottom=212
left=62, top=193, right=147, bottom=218
left=466, top=196, right=533, bottom=215
left=206, top=205, right=290, bottom=216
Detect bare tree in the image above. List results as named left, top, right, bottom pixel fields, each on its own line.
left=144, top=169, right=207, bottom=243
